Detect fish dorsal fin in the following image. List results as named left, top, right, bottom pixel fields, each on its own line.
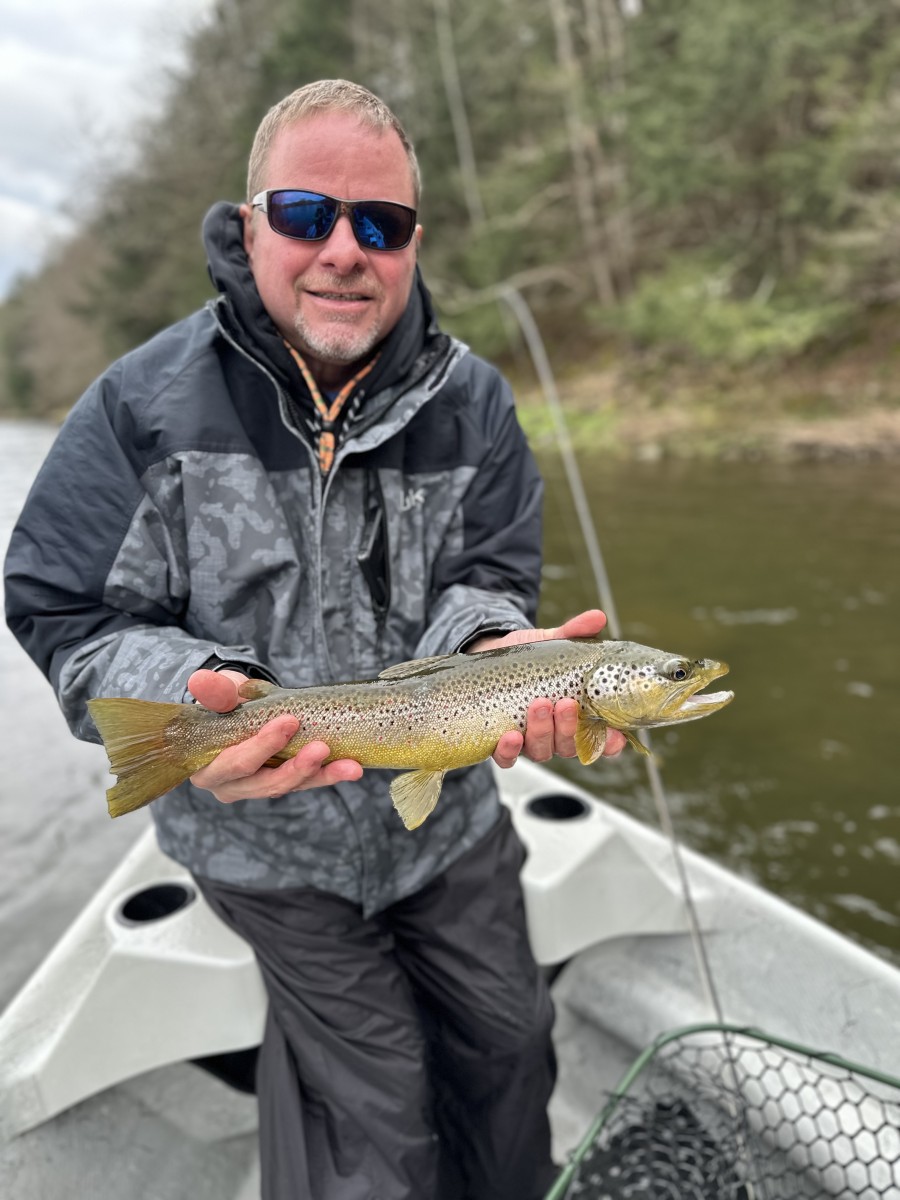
left=390, top=769, right=446, bottom=829
left=575, top=712, right=608, bottom=765
left=378, top=654, right=456, bottom=681
left=238, top=679, right=278, bottom=701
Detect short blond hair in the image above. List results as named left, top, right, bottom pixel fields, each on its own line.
left=246, top=79, right=421, bottom=205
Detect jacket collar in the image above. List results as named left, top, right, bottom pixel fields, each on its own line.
left=202, top=202, right=445, bottom=427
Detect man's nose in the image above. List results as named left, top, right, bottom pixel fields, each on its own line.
left=318, top=214, right=367, bottom=272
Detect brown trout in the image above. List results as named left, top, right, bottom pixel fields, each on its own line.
left=87, top=637, right=733, bottom=827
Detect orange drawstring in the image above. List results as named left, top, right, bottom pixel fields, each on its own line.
left=285, top=343, right=380, bottom=475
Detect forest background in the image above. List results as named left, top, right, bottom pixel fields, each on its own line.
left=3, top=0, right=900, bottom=460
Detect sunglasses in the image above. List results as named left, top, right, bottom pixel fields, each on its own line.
left=251, top=189, right=417, bottom=251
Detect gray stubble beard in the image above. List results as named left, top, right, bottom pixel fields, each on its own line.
left=291, top=308, right=384, bottom=367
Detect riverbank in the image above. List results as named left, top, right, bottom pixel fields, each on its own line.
left=515, top=380, right=900, bottom=462
left=511, top=308, right=900, bottom=461
left=513, top=364, right=900, bottom=458
left=5, top=310, right=900, bottom=462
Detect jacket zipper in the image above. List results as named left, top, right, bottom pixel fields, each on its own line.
left=209, top=302, right=338, bottom=680
left=207, top=299, right=468, bottom=681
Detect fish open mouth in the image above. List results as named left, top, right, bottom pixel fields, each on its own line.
left=676, top=687, right=735, bottom=718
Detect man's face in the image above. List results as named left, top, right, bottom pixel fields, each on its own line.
left=241, top=112, right=422, bottom=388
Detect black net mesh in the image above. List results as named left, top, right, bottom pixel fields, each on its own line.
left=550, top=1026, right=900, bottom=1200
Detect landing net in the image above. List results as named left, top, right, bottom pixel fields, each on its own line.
left=546, top=1024, right=900, bottom=1200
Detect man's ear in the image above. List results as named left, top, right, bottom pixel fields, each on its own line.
left=239, top=203, right=256, bottom=261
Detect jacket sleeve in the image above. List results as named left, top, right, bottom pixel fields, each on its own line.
left=413, top=370, right=544, bottom=659
left=3, top=375, right=270, bottom=743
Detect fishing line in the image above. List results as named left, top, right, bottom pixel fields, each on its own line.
left=506, top=302, right=758, bottom=1195
left=431, top=0, right=727, bottom=1027
left=430, top=13, right=760, bottom=1183
left=499, top=285, right=726, bottom=1028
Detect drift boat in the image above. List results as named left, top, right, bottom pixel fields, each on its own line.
left=1, top=758, right=898, bottom=1199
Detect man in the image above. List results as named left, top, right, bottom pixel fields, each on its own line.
left=5, top=80, right=623, bottom=1199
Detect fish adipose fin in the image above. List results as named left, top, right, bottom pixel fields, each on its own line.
left=390, top=769, right=446, bottom=830
left=87, top=698, right=206, bottom=818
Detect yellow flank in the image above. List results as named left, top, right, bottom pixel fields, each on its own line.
left=88, top=637, right=733, bottom=827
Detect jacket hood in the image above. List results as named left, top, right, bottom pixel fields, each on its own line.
left=201, top=202, right=445, bottom=427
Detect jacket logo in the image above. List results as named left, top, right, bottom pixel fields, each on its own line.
left=400, top=487, right=426, bottom=512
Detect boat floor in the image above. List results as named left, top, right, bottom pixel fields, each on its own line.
left=0, top=955, right=635, bottom=1200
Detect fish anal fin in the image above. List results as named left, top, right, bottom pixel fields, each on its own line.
left=390, top=769, right=446, bottom=829
left=575, top=713, right=608, bottom=765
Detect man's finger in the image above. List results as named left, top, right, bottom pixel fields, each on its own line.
left=191, top=714, right=300, bottom=789
left=551, top=697, right=579, bottom=758
left=313, top=758, right=365, bottom=788
left=219, top=742, right=343, bottom=799
left=206, top=745, right=363, bottom=804
left=603, top=728, right=627, bottom=758
left=522, top=699, right=554, bottom=762
left=187, top=668, right=246, bottom=713
left=468, top=609, right=609, bottom=655
left=550, top=609, right=607, bottom=640
left=492, top=730, right=524, bottom=770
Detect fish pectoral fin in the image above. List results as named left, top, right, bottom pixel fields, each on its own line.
left=622, top=728, right=651, bottom=756
left=390, top=769, right=446, bottom=830
left=378, top=655, right=455, bottom=680
left=575, top=713, right=608, bottom=765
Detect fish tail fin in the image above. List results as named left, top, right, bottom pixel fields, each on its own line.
left=390, top=769, right=446, bottom=830
left=87, top=697, right=205, bottom=818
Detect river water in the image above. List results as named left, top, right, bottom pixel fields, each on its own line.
left=1, top=420, right=897, bottom=1013
left=538, top=449, right=900, bottom=968
left=0, top=422, right=149, bottom=1008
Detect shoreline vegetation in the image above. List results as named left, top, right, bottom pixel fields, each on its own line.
left=509, top=309, right=900, bottom=462
left=514, top=375, right=900, bottom=463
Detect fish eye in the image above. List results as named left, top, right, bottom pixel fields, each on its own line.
left=666, top=659, right=692, bottom=682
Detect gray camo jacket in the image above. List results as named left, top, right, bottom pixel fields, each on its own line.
left=4, top=218, right=544, bottom=915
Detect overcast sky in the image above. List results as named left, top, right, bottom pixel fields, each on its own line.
left=0, top=0, right=217, bottom=300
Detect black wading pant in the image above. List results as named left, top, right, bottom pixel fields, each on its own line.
left=195, top=807, right=558, bottom=1200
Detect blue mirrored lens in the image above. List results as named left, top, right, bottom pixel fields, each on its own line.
left=352, top=203, right=414, bottom=249
left=355, top=214, right=388, bottom=250
left=271, top=192, right=337, bottom=240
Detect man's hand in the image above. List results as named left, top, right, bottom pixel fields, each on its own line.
left=186, top=669, right=363, bottom=804
left=466, top=610, right=627, bottom=768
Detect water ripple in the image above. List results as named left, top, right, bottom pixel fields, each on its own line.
left=692, top=605, right=799, bottom=626
left=831, top=894, right=900, bottom=927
